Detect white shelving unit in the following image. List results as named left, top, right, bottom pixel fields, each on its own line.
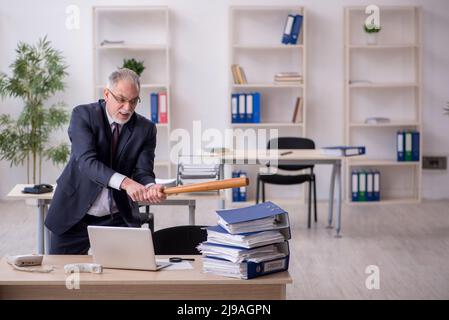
left=344, top=6, right=422, bottom=204
left=228, top=6, right=306, bottom=203
left=93, top=6, right=172, bottom=178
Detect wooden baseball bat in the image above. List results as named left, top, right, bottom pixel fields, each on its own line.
left=163, top=177, right=249, bottom=195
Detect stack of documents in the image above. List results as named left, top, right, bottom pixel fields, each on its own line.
left=198, top=201, right=291, bottom=279
left=320, top=146, right=366, bottom=157
left=178, top=163, right=220, bottom=186
left=274, top=72, right=303, bottom=84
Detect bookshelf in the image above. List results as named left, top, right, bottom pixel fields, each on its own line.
left=228, top=6, right=306, bottom=203
left=344, top=6, right=422, bottom=204
left=93, top=6, right=172, bottom=178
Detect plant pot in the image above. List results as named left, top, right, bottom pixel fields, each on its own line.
left=366, top=33, right=378, bottom=45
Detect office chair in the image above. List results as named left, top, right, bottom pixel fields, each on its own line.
left=153, top=225, right=208, bottom=255
left=256, top=137, right=317, bottom=228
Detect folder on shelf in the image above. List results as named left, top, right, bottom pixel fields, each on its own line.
left=238, top=93, right=246, bottom=123
left=397, top=131, right=405, bottom=161
left=231, top=64, right=240, bottom=84
left=246, top=93, right=253, bottom=123
left=373, top=171, right=380, bottom=201
left=216, top=201, right=290, bottom=235
left=412, top=131, right=420, bottom=161
left=205, top=225, right=291, bottom=249
left=232, top=171, right=240, bottom=202
left=150, top=93, right=158, bottom=123
left=252, top=92, right=261, bottom=123
left=239, top=171, right=247, bottom=202
left=351, top=170, right=359, bottom=202
left=321, top=146, right=365, bottom=157
left=405, top=131, right=412, bottom=161
left=282, top=14, right=295, bottom=44
left=201, top=241, right=290, bottom=279
left=290, top=14, right=303, bottom=45
left=239, top=66, right=248, bottom=84
left=358, top=171, right=366, bottom=201
left=158, top=91, right=168, bottom=123
left=366, top=171, right=374, bottom=201
left=292, top=97, right=303, bottom=123
left=231, top=94, right=238, bottom=123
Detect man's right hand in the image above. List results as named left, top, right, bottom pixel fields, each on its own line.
left=120, top=177, right=148, bottom=202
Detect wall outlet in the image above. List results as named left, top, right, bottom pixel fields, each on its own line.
left=422, top=156, right=447, bottom=170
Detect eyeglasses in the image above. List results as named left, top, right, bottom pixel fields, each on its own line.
left=107, top=89, right=141, bottom=107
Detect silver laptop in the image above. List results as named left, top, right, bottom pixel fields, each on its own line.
left=87, top=226, right=171, bottom=271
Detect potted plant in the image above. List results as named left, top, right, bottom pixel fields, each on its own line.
left=122, top=58, right=145, bottom=76
left=0, top=36, right=70, bottom=184
left=364, top=23, right=381, bottom=45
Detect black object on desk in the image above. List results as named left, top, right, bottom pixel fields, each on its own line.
left=169, top=257, right=195, bottom=263
left=22, top=184, right=53, bottom=194
left=280, top=151, right=293, bottom=156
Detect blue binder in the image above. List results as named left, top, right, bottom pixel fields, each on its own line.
left=282, top=14, right=295, bottom=44
left=366, top=171, right=374, bottom=201
left=232, top=171, right=239, bottom=201
left=203, top=242, right=290, bottom=279
left=216, top=201, right=290, bottom=234
left=150, top=93, right=158, bottom=123
left=239, top=171, right=247, bottom=202
left=245, top=94, right=253, bottom=123
left=373, top=171, right=380, bottom=201
left=252, top=92, right=261, bottom=123
left=290, top=14, right=303, bottom=45
left=351, top=170, right=359, bottom=202
left=397, top=131, right=404, bottom=161
left=412, top=131, right=420, bottom=161
left=231, top=94, right=238, bottom=123
left=238, top=94, right=246, bottom=123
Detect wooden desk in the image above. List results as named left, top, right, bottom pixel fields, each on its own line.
left=0, top=255, right=292, bottom=300
left=209, top=149, right=346, bottom=236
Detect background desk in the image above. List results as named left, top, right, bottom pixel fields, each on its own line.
left=213, top=149, right=345, bottom=237
left=0, top=255, right=292, bottom=300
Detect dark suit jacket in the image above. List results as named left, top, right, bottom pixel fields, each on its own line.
left=45, top=100, right=157, bottom=235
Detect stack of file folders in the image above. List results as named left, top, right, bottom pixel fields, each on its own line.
left=178, top=163, right=220, bottom=189
left=197, top=201, right=291, bottom=279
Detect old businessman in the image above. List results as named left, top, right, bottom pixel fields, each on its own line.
left=45, top=68, right=166, bottom=254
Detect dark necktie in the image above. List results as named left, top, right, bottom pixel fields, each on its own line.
left=111, top=122, right=120, bottom=166
left=109, top=122, right=120, bottom=215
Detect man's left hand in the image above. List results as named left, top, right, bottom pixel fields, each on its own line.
left=145, top=184, right=166, bottom=203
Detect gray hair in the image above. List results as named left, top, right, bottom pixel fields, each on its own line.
left=107, top=68, right=140, bottom=91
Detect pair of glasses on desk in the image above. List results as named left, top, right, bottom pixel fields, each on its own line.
left=169, top=257, right=195, bottom=263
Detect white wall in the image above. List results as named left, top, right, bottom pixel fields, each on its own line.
left=0, top=0, right=448, bottom=200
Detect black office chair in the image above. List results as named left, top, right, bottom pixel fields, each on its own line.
left=153, top=225, right=208, bottom=255
left=256, top=137, right=317, bottom=228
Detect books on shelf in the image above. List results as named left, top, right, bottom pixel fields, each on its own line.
left=231, top=64, right=247, bottom=85
left=178, top=162, right=220, bottom=190
left=291, top=97, right=303, bottom=123
left=274, top=72, right=303, bottom=85
left=321, top=146, right=366, bottom=157
left=397, top=131, right=420, bottom=162
left=281, top=14, right=303, bottom=45
left=231, top=92, right=261, bottom=123
left=150, top=91, right=168, bottom=123
left=365, top=117, right=391, bottom=124
left=351, top=170, right=380, bottom=202
left=198, top=201, right=290, bottom=279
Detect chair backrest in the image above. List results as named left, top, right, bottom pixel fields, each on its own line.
left=267, top=137, right=315, bottom=171
left=153, top=225, right=208, bottom=255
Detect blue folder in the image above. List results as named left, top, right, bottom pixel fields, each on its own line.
left=412, top=131, right=420, bottom=161
left=290, top=14, right=303, bottom=45
left=232, top=171, right=239, bottom=201
left=397, top=131, right=405, bottom=161
left=252, top=92, right=261, bottom=123
left=150, top=93, right=158, bottom=123
left=216, top=201, right=290, bottom=234
left=282, top=14, right=295, bottom=44
left=351, top=170, right=359, bottom=202
left=231, top=94, right=238, bottom=123
left=373, top=171, right=380, bottom=201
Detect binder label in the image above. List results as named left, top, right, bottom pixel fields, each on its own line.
left=263, top=259, right=286, bottom=272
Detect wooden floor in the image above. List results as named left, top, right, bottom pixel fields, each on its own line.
left=1, top=199, right=448, bottom=299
